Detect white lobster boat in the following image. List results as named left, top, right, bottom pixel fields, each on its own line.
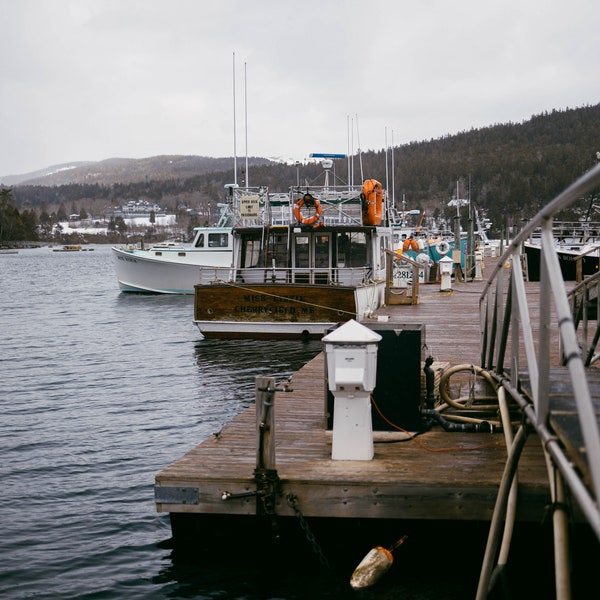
left=112, top=224, right=233, bottom=294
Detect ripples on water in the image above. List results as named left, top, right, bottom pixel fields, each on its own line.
left=0, top=246, right=325, bottom=599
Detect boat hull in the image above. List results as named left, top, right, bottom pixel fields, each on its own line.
left=193, top=282, right=385, bottom=339
left=112, top=246, right=232, bottom=294
left=523, top=243, right=600, bottom=281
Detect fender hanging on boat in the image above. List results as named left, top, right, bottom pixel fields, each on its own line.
left=403, top=237, right=419, bottom=251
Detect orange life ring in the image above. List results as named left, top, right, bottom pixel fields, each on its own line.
left=293, top=194, right=322, bottom=225
left=361, top=179, right=383, bottom=226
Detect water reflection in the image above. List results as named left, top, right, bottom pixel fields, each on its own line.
left=192, top=339, right=322, bottom=416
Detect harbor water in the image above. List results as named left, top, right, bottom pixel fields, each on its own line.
left=0, top=245, right=329, bottom=599
left=2, top=244, right=580, bottom=599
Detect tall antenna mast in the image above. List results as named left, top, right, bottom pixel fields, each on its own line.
left=347, top=115, right=351, bottom=185
left=350, top=115, right=354, bottom=186
left=391, top=129, right=396, bottom=206
left=384, top=127, right=389, bottom=200
left=356, top=113, right=363, bottom=182
left=232, top=52, right=237, bottom=186
left=244, top=61, right=249, bottom=187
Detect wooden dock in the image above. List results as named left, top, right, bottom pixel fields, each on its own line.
left=155, top=267, right=600, bottom=597
left=156, top=274, right=556, bottom=523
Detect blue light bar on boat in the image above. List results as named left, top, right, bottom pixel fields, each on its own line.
left=309, top=153, right=347, bottom=159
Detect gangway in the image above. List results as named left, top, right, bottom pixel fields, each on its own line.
left=476, top=163, right=600, bottom=599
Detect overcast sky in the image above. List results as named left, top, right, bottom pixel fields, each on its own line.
left=1, top=0, right=598, bottom=176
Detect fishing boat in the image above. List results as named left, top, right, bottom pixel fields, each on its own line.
left=52, top=244, right=94, bottom=252
left=192, top=156, right=393, bottom=339
left=111, top=206, right=234, bottom=294
left=523, top=220, right=600, bottom=281
left=390, top=201, right=500, bottom=283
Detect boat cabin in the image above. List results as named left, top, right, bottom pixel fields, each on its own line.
left=233, top=224, right=389, bottom=286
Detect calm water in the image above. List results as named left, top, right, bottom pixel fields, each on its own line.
left=0, top=245, right=330, bottom=599
left=3, top=245, right=592, bottom=599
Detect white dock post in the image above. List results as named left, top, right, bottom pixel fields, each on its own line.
left=439, top=255, right=454, bottom=291
left=322, top=320, right=382, bottom=460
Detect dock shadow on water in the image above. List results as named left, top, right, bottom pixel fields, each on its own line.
left=192, top=338, right=323, bottom=424
left=155, top=512, right=599, bottom=599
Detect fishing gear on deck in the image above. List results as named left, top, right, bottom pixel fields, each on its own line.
left=421, top=408, right=498, bottom=433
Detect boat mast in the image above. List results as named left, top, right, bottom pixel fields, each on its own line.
left=232, top=52, right=237, bottom=186
left=356, top=113, right=364, bottom=182
left=385, top=127, right=389, bottom=203
left=347, top=115, right=351, bottom=186
left=244, top=61, right=249, bottom=187
left=349, top=115, right=354, bottom=186
left=391, top=129, right=396, bottom=208
left=454, top=181, right=461, bottom=268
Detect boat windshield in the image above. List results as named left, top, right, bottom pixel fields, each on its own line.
left=207, top=232, right=230, bottom=248
left=238, top=229, right=369, bottom=271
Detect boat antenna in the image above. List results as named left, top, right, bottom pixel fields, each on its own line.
left=244, top=61, right=249, bottom=187
left=232, top=52, right=237, bottom=186
left=356, top=113, right=364, bottom=182
left=391, top=129, right=396, bottom=207
left=347, top=115, right=351, bottom=185
left=384, top=127, right=389, bottom=200
left=349, top=115, right=355, bottom=186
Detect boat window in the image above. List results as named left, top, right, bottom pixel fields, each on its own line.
left=265, top=232, right=288, bottom=267
left=195, top=234, right=204, bottom=248
left=344, top=232, right=367, bottom=267
left=314, top=235, right=330, bottom=269
left=241, top=238, right=262, bottom=268
left=336, top=233, right=350, bottom=267
left=294, top=236, right=310, bottom=269
left=208, top=232, right=229, bottom=248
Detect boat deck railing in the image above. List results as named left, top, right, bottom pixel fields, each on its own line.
left=195, top=265, right=374, bottom=287
left=476, top=163, right=600, bottom=597
left=527, top=220, right=600, bottom=244
left=567, top=269, right=600, bottom=366
left=226, top=185, right=380, bottom=228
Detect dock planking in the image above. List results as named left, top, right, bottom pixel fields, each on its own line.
left=155, top=272, right=566, bottom=525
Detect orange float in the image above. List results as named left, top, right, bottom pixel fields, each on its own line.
left=361, top=179, right=383, bottom=226
left=402, top=237, right=419, bottom=251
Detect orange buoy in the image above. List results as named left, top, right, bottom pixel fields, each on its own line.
left=402, top=237, right=419, bottom=251
left=350, top=535, right=408, bottom=589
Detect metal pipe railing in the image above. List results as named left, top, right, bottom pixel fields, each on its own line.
left=479, top=163, right=600, bottom=540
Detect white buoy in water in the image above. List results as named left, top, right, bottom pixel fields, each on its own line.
left=349, top=535, right=408, bottom=589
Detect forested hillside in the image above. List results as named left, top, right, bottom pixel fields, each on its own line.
left=3, top=103, right=599, bottom=242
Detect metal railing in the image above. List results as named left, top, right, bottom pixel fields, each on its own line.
left=196, top=265, right=373, bottom=287
left=480, top=162, right=600, bottom=532
left=476, top=163, right=600, bottom=598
